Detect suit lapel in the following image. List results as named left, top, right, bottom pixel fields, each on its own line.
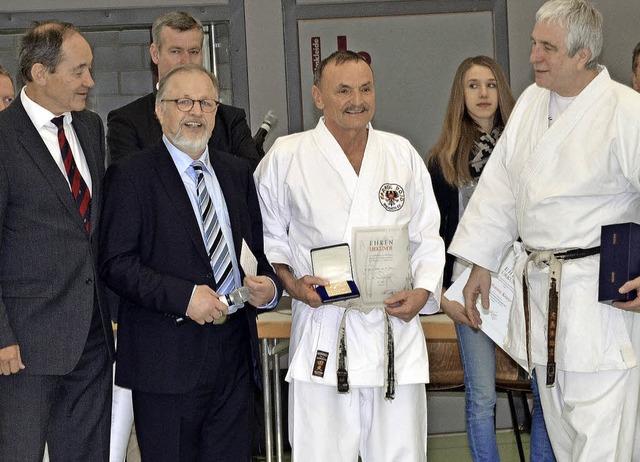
left=152, top=144, right=211, bottom=266
left=12, top=100, right=87, bottom=231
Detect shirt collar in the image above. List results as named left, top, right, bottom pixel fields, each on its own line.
left=20, top=86, right=73, bottom=130
left=162, top=134, right=211, bottom=180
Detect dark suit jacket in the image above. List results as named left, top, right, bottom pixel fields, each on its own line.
left=0, top=98, right=115, bottom=375
left=107, top=92, right=261, bottom=170
left=99, top=141, right=281, bottom=394
left=427, top=162, right=459, bottom=288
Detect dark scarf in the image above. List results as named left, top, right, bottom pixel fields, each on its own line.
left=469, top=125, right=504, bottom=179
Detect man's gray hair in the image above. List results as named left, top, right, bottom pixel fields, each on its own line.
left=313, top=50, right=371, bottom=87
left=156, top=64, right=218, bottom=103
left=536, top=0, right=603, bottom=70
left=151, top=12, right=203, bottom=49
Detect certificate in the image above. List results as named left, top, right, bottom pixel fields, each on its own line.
left=445, top=243, right=528, bottom=371
left=351, top=225, right=412, bottom=308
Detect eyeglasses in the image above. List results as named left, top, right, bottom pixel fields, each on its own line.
left=161, top=98, right=219, bottom=113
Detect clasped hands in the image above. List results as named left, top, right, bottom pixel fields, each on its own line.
left=186, top=275, right=275, bottom=325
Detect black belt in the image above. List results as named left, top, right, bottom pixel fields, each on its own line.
left=550, top=246, right=600, bottom=260
left=525, top=246, right=600, bottom=259
left=523, top=246, right=600, bottom=386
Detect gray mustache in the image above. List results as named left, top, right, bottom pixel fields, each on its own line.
left=344, top=105, right=368, bottom=113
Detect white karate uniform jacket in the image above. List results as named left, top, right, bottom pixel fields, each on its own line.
left=450, top=67, right=640, bottom=373
left=254, top=119, right=444, bottom=387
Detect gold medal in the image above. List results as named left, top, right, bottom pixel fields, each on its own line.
left=324, top=281, right=351, bottom=297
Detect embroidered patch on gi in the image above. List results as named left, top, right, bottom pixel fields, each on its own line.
left=379, top=183, right=405, bottom=212
left=312, top=350, right=329, bottom=377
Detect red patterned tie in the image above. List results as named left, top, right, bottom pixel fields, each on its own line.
left=51, top=116, right=91, bottom=234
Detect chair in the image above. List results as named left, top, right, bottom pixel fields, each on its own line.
left=426, top=336, right=531, bottom=462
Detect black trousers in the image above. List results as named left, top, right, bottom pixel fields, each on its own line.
left=133, top=315, right=254, bottom=462
left=0, top=305, right=112, bottom=462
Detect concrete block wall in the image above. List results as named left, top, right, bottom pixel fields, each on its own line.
left=84, top=28, right=153, bottom=125
left=0, top=24, right=231, bottom=132
left=0, top=33, right=20, bottom=88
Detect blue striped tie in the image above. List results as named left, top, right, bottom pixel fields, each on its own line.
left=192, top=161, right=235, bottom=295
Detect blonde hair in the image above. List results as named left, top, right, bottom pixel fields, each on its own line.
left=427, top=56, right=514, bottom=187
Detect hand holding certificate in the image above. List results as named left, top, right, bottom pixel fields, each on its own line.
left=445, top=244, right=529, bottom=371
left=310, top=225, right=412, bottom=311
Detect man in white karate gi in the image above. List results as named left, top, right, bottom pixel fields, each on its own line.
left=254, top=50, right=444, bottom=461
left=449, top=1, right=640, bottom=460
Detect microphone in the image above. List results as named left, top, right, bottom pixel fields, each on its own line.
left=175, top=286, right=251, bottom=326
left=254, top=110, right=277, bottom=157
left=221, top=286, right=251, bottom=309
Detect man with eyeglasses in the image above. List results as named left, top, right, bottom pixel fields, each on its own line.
left=106, top=11, right=260, bottom=169
left=0, top=65, right=14, bottom=111
left=99, top=63, right=281, bottom=461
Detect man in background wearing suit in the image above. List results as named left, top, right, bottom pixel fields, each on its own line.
left=99, top=63, right=281, bottom=462
left=107, top=11, right=260, bottom=169
left=0, top=21, right=114, bottom=461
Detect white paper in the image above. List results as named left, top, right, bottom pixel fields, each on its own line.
left=352, top=225, right=412, bottom=307
left=240, top=239, right=258, bottom=277
left=445, top=247, right=529, bottom=371
left=110, top=384, right=134, bottom=461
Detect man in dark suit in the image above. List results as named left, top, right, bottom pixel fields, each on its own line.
left=107, top=11, right=260, bottom=169
left=0, top=21, right=114, bottom=461
left=99, top=63, right=281, bottom=462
